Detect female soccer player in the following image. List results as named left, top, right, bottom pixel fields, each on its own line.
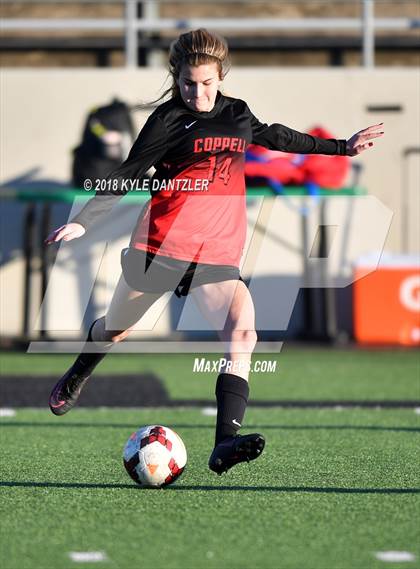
left=45, top=29, right=384, bottom=475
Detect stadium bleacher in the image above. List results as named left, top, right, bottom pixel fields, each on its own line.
left=0, top=0, right=419, bottom=67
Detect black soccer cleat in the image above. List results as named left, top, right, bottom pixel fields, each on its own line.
left=208, top=433, right=265, bottom=475
left=49, top=358, right=92, bottom=416
left=49, top=320, right=107, bottom=416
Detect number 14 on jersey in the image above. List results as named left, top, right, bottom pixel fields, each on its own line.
left=207, top=156, right=233, bottom=185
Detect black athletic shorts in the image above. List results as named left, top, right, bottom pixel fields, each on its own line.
left=121, top=247, right=242, bottom=297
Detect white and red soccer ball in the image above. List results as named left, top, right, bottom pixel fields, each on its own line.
left=123, top=425, right=187, bottom=487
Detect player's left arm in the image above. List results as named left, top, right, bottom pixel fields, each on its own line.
left=246, top=103, right=384, bottom=156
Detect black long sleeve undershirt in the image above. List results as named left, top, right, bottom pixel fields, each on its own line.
left=247, top=103, right=347, bottom=155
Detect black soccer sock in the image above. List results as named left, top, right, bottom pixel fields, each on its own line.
left=73, top=319, right=109, bottom=376
left=215, top=373, right=250, bottom=445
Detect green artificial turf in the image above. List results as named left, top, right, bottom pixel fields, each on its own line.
left=1, top=407, right=419, bottom=569
left=1, top=347, right=419, bottom=401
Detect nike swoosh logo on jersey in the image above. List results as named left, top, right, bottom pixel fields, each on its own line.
left=232, top=419, right=241, bottom=427
left=185, top=121, right=197, bottom=129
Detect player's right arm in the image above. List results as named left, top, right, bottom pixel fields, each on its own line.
left=45, top=113, right=168, bottom=245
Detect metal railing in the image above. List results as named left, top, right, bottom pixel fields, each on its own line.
left=1, top=0, right=419, bottom=68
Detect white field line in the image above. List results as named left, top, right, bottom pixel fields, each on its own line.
left=201, top=407, right=217, bottom=416
left=0, top=408, right=16, bottom=417
left=69, top=552, right=108, bottom=563
left=374, top=551, right=416, bottom=563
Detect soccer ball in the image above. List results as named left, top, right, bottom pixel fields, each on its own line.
left=123, top=425, right=187, bottom=487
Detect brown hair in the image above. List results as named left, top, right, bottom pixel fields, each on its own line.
left=133, top=29, right=230, bottom=109
left=168, top=28, right=230, bottom=98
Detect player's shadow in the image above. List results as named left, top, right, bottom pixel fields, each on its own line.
left=1, top=481, right=419, bottom=494
left=0, top=481, right=136, bottom=490
left=168, top=485, right=420, bottom=494
left=1, top=422, right=420, bottom=433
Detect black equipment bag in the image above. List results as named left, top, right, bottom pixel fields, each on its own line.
left=72, top=98, right=135, bottom=188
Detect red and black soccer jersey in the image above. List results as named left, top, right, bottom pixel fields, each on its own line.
left=72, top=92, right=347, bottom=267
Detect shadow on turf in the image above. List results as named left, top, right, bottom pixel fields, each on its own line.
left=1, top=422, right=419, bottom=433
left=1, top=481, right=420, bottom=493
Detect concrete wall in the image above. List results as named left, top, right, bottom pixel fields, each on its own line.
left=1, top=68, right=419, bottom=339
left=2, top=68, right=419, bottom=250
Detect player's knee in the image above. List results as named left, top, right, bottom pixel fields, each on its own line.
left=230, top=329, right=258, bottom=353
left=244, top=329, right=258, bottom=352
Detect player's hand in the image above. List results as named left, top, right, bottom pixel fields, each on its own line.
left=44, top=223, right=86, bottom=245
left=346, top=123, right=384, bottom=156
